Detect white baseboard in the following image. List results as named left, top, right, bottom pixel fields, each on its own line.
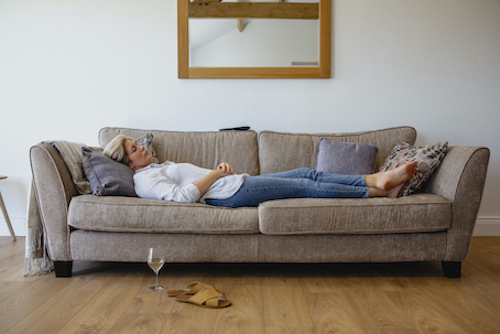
left=1, top=216, right=499, bottom=237
left=473, top=217, right=500, bottom=237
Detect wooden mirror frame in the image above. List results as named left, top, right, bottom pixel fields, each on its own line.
left=178, top=0, right=331, bottom=79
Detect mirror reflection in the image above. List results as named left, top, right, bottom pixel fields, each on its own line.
left=189, top=18, right=319, bottom=68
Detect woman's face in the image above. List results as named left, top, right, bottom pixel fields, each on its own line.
left=124, top=139, right=152, bottom=171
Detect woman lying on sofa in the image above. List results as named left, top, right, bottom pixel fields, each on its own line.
left=103, top=135, right=416, bottom=208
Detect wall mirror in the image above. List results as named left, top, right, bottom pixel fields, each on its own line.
left=178, top=0, right=331, bottom=78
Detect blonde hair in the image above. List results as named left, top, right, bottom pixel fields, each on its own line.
left=103, top=134, right=133, bottom=165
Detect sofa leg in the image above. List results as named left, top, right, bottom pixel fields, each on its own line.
left=442, top=261, right=461, bottom=278
left=54, top=261, right=73, bottom=277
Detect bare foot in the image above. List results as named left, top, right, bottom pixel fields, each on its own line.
left=367, top=162, right=416, bottom=191
left=386, top=181, right=406, bottom=198
left=369, top=181, right=407, bottom=198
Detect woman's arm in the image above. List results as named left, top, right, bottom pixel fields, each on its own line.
left=194, top=162, right=233, bottom=197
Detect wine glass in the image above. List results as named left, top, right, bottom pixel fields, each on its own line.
left=147, top=247, right=165, bottom=291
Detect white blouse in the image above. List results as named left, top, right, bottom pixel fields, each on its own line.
left=133, top=162, right=246, bottom=203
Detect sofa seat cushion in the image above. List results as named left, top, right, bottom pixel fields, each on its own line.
left=258, top=194, right=451, bottom=235
left=68, top=195, right=259, bottom=234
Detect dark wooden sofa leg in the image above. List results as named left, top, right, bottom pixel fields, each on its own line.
left=54, top=261, right=73, bottom=277
left=442, top=261, right=461, bottom=278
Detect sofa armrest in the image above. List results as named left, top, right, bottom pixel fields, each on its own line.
left=30, top=144, right=78, bottom=262
left=424, top=146, right=490, bottom=261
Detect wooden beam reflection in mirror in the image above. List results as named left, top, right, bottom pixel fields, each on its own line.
left=189, top=2, right=318, bottom=19
left=178, top=0, right=331, bottom=79
left=237, top=0, right=244, bottom=32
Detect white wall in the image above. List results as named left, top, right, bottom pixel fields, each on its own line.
left=1, top=0, right=499, bottom=237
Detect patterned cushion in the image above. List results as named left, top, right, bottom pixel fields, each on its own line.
left=135, top=133, right=159, bottom=164
left=316, top=138, right=379, bottom=175
left=379, top=141, right=448, bottom=196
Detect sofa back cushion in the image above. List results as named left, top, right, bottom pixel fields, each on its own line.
left=99, top=127, right=260, bottom=175
left=258, top=126, right=417, bottom=174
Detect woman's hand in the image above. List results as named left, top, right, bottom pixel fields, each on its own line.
left=217, top=162, right=234, bottom=175
left=194, top=162, right=234, bottom=197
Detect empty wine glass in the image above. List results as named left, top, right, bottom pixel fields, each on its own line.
left=147, top=248, right=165, bottom=291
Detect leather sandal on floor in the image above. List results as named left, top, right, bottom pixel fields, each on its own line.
left=166, top=281, right=219, bottom=297
left=175, top=287, right=231, bottom=308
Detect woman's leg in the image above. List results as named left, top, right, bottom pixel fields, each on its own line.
left=205, top=174, right=370, bottom=208
left=205, top=164, right=416, bottom=208
left=263, top=164, right=416, bottom=190
left=259, top=167, right=366, bottom=186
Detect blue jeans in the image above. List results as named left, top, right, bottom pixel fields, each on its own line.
left=205, top=167, right=370, bottom=208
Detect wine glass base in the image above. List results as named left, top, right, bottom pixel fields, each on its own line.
left=149, top=285, right=164, bottom=291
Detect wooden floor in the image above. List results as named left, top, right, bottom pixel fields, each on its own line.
left=0, top=237, right=499, bottom=334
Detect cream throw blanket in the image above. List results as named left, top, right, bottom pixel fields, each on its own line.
left=24, top=141, right=90, bottom=276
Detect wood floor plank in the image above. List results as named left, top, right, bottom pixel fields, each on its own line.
left=5, top=274, right=115, bottom=334
left=109, top=274, right=183, bottom=334
left=0, top=248, right=28, bottom=281
left=385, top=289, right=470, bottom=333
left=338, top=277, right=414, bottom=331
left=56, top=271, right=148, bottom=333
left=160, top=299, right=221, bottom=334
left=0, top=280, right=27, bottom=302
left=211, top=276, right=266, bottom=334
left=414, top=283, right=500, bottom=333
left=0, top=239, right=22, bottom=260
left=0, top=276, right=71, bottom=332
left=110, top=313, right=170, bottom=334
left=263, top=326, right=319, bottom=334
left=261, top=276, right=315, bottom=330
left=304, top=291, right=366, bottom=334
left=0, top=237, right=16, bottom=248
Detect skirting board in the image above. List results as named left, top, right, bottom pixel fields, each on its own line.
left=473, top=217, right=500, bottom=237
left=1, top=217, right=499, bottom=237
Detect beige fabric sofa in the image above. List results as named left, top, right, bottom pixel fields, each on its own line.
left=29, top=126, right=490, bottom=278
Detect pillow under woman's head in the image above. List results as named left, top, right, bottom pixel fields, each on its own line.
left=82, top=147, right=137, bottom=197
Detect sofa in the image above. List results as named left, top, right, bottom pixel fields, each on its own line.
left=29, top=126, right=490, bottom=278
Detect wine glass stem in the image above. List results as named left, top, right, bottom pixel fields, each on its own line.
left=155, top=272, right=159, bottom=287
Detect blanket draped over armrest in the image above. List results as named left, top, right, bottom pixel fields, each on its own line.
left=23, top=140, right=90, bottom=277
left=23, top=184, right=54, bottom=276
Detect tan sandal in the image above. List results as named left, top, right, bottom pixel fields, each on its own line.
left=166, top=281, right=218, bottom=297
left=175, top=287, right=231, bottom=308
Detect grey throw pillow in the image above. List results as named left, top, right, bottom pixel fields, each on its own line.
left=82, top=147, right=137, bottom=197
left=316, top=138, right=379, bottom=175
